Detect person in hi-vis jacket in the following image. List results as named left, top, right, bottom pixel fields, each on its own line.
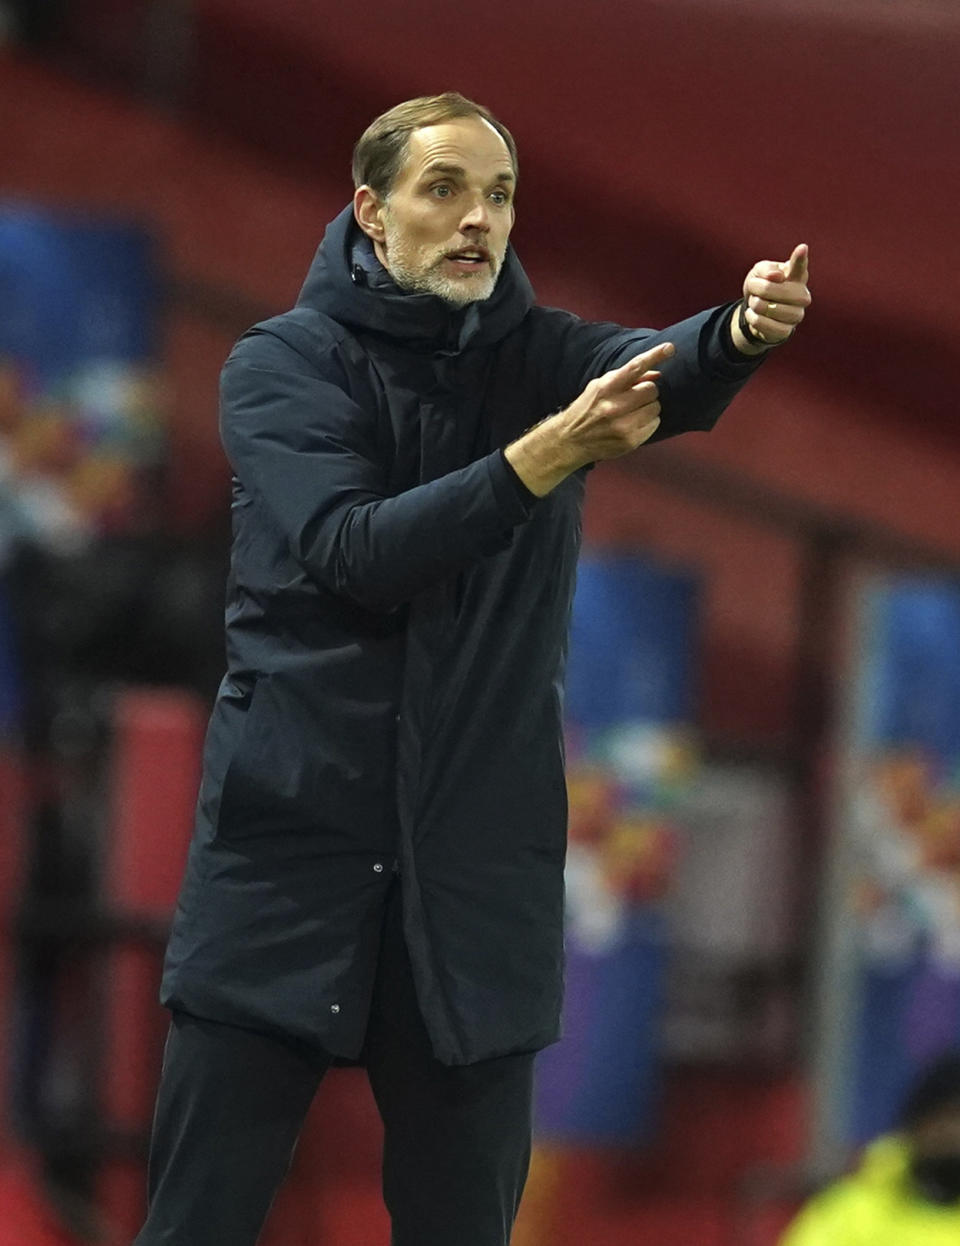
left=782, top=1053, right=960, bottom=1246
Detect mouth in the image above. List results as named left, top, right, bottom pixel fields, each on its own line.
left=445, top=247, right=492, bottom=272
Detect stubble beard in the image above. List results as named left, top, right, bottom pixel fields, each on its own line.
left=381, top=217, right=501, bottom=307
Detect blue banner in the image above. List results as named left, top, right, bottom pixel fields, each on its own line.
left=565, top=554, right=698, bottom=730
left=0, top=207, right=156, bottom=385
left=535, top=552, right=699, bottom=1144
left=836, top=579, right=960, bottom=1144
left=0, top=205, right=162, bottom=551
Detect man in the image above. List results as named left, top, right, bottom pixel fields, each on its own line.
left=781, top=1053, right=960, bottom=1245
left=134, top=93, right=811, bottom=1246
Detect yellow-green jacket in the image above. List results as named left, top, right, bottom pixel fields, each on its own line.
left=781, top=1136, right=960, bottom=1246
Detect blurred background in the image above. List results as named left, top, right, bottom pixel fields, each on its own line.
left=1, top=1, right=959, bottom=1243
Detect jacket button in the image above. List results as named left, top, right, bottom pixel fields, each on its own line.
left=330, top=1003, right=340, bottom=1014
left=373, top=863, right=384, bottom=873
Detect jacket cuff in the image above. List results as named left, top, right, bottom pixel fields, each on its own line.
left=486, top=449, right=538, bottom=523
left=498, top=448, right=539, bottom=509
left=706, top=301, right=770, bottom=380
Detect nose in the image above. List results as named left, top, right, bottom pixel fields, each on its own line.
left=459, top=196, right=490, bottom=233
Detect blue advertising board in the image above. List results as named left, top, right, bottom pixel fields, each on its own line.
left=535, top=552, right=699, bottom=1144
left=0, top=205, right=162, bottom=553
left=814, top=578, right=960, bottom=1158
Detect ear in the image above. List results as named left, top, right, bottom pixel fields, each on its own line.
left=353, top=185, right=386, bottom=242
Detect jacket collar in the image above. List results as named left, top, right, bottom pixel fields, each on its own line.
left=296, top=205, right=535, bottom=354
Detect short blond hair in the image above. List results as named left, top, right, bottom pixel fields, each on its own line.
left=352, top=93, right=519, bottom=197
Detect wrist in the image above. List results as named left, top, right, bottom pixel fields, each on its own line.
left=504, top=414, right=586, bottom=497
left=733, top=298, right=780, bottom=354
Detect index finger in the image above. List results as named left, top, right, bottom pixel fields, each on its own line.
left=782, top=243, right=809, bottom=284
left=615, top=341, right=676, bottom=380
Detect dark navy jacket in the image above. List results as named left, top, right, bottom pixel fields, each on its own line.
left=161, top=206, right=762, bottom=1065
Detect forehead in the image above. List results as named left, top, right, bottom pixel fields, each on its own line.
left=398, top=117, right=514, bottom=183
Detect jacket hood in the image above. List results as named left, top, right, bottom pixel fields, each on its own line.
left=296, top=205, right=535, bottom=353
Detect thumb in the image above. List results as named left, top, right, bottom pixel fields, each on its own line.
left=782, top=243, right=809, bottom=283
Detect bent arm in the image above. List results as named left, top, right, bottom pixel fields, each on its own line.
left=220, top=336, right=534, bottom=613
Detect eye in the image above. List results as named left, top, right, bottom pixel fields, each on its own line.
left=431, top=183, right=453, bottom=198
left=490, top=191, right=508, bottom=206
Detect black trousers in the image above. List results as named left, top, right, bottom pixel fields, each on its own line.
left=133, top=883, right=535, bottom=1245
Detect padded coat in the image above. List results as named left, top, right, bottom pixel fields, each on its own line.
left=161, top=205, right=763, bottom=1065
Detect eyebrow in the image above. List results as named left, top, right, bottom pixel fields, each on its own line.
left=421, top=162, right=516, bottom=184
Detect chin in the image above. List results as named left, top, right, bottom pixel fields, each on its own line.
left=439, top=286, right=494, bottom=306
left=430, top=274, right=498, bottom=306
left=388, top=253, right=499, bottom=305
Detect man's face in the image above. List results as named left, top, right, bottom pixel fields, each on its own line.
left=357, top=116, right=516, bottom=306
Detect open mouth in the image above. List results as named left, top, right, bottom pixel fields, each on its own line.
left=446, top=249, right=490, bottom=270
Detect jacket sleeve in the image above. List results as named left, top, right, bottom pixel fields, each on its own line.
left=220, top=331, right=536, bottom=612
left=554, top=301, right=765, bottom=443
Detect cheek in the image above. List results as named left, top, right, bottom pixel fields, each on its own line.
left=388, top=204, right=436, bottom=242
left=405, top=217, right=451, bottom=255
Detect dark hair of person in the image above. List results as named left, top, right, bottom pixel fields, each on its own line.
left=900, top=1052, right=960, bottom=1130
left=351, top=93, right=519, bottom=198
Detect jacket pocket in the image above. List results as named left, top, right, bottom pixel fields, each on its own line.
left=215, top=674, right=312, bottom=839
